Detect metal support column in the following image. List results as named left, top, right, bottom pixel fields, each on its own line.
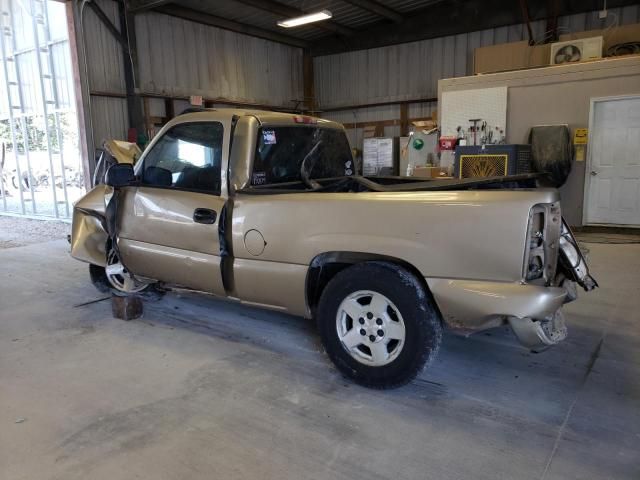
left=66, top=0, right=93, bottom=188
left=0, top=2, right=23, bottom=212
left=302, top=50, right=315, bottom=114
left=41, top=0, right=70, bottom=216
left=2, top=0, right=28, bottom=213
left=10, top=0, right=38, bottom=213
left=118, top=0, right=144, bottom=137
left=29, top=0, right=59, bottom=217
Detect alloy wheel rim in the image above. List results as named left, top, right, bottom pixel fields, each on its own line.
left=105, top=249, right=148, bottom=293
left=335, top=290, right=406, bottom=366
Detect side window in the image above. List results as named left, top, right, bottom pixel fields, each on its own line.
left=140, top=122, right=223, bottom=194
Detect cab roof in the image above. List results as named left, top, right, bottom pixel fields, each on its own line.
left=169, top=107, right=344, bottom=130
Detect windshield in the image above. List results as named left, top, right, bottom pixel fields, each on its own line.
left=251, top=126, right=353, bottom=186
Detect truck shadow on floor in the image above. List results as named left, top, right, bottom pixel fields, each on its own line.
left=108, top=288, right=610, bottom=411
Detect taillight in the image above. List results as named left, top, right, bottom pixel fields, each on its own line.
left=523, top=203, right=561, bottom=285
left=525, top=209, right=545, bottom=281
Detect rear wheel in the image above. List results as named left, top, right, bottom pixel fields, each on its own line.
left=317, top=261, right=442, bottom=389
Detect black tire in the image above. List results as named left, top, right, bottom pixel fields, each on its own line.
left=89, top=264, right=111, bottom=293
left=12, top=174, right=29, bottom=192
left=317, top=261, right=442, bottom=389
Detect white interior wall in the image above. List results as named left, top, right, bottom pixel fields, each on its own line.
left=438, top=56, right=640, bottom=226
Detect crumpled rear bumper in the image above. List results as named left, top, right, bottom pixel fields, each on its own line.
left=426, top=278, right=569, bottom=350
left=508, top=310, right=568, bottom=351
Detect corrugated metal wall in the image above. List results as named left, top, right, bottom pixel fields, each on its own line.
left=316, top=6, right=640, bottom=145
left=321, top=103, right=439, bottom=146
left=135, top=12, right=302, bottom=106
left=81, top=0, right=128, bottom=143
left=81, top=3, right=303, bottom=145
left=89, top=96, right=129, bottom=145
left=84, top=0, right=126, bottom=94
left=81, top=4, right=640, bottom=148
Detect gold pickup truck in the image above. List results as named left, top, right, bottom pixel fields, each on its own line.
left=70, top=109, right=596, bottom=389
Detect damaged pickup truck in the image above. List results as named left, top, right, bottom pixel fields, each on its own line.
left=70, top=109, right=597, bottom=388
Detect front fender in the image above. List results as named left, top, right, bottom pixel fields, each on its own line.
left=70, top=185, right=110, bottom=266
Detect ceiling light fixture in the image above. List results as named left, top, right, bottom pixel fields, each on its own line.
left=277, top=10, right=332, bottom=28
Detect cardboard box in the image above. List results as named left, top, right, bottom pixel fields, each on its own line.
left=412, top=166, right=450, bottom=179
left=559, top=23, right=640, bottom=55
left=473, top=23, right=640, bottom=75
left=411, top=119, right=437, bottom=129
left=474, top=41, right=551, bottom=74
left=363, top=125, right=384, bottom=138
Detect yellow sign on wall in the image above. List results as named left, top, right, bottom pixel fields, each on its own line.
left=574, top=128, right=588, bottom=145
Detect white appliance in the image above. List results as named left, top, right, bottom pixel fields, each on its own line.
left=363, top=138, right=397, bottom=176
left=399, top=133, right=439, bottom=175
left=550, top=37, right=603, bottom=65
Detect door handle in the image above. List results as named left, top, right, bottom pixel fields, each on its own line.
left=193, top=208, right=217, bottom=224
left=590, top=171, right=598, bottom=176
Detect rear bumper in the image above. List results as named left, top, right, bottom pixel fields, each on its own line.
left=426, top=278, right=568, bottom=349
left=508, top=311, right=567, bottom=351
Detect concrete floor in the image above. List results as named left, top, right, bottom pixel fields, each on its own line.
left=1, top=234, right=638, bottom=480
left=0, top=215, right=69, bottom=249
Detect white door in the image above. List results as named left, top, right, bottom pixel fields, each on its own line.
left=585, top=96, right=640, bottom=226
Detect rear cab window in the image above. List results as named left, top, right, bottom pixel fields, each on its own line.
left=251, top=126, right=353, bottom=186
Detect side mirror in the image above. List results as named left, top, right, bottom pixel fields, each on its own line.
left=105, top=163, right=136, bottom=188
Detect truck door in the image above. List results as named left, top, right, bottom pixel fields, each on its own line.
left=117, top=120, right=227, bottom=295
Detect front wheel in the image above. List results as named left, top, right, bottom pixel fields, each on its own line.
left=104, top=248, right=151, bottom=293
left=88, top=247, right=164, bottom=300
left=317, top=262, right=442, bottom=389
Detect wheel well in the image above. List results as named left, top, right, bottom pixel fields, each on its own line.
left=306, top=252, right=437, bottom=316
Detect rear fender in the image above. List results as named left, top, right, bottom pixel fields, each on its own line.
left=306, top=251, right=442, bottom=320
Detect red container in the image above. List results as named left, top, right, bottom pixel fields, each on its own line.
left=439, top=136, right=457, bottom=151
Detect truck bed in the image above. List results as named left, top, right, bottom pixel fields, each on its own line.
left=239, top=173, right=542, bottom=194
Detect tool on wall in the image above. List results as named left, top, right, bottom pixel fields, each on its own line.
left=468, top=118, right=482, bottom=146
left=453, top=120, right=506, bottom=147
left=480, top=121, right=488, bottom=145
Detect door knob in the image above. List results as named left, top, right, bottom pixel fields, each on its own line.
left=193, top=208, right=217, bottom=224
left=590, top=171, right=598, bottom=176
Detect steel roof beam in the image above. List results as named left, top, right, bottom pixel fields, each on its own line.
left=310, top=0, right=640, bottom=56
left=155, top=4, right=309, bottom=48
left=127, top=0, right=173, bottom=14
left=340, top=0, right=403, bottom=23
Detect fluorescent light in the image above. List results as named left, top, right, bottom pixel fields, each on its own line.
left=277, top=10, right=332, bottom=28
